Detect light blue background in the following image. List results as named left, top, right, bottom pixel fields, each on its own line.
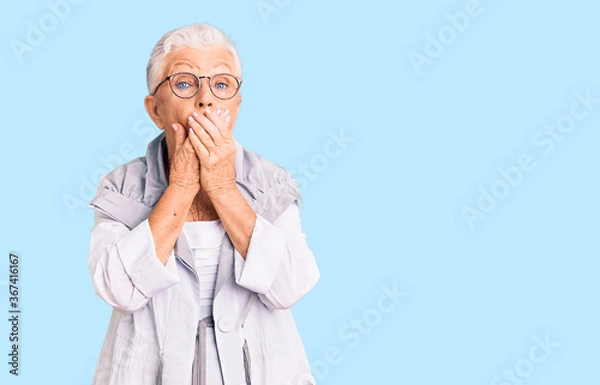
left=1, top=0, right=598, bottom=384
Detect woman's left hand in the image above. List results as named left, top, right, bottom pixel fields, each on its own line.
left=187, top=108, right=237, bottom=196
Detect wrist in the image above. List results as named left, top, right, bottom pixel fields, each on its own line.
left=167, top=182, right=199, bottom=200
left=204, top=182, right=238, bottom=200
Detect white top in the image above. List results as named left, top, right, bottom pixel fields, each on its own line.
left=181, top=219, right=225, bottom=320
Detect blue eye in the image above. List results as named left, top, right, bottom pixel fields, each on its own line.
left=214, top=82, right=228, bottom=90
left=176, top=82, right=192, bottom=90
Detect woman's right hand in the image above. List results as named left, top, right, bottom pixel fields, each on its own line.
left=167, top=123, right=201, bottom=195
left=147, top=123, right=202, bottom=264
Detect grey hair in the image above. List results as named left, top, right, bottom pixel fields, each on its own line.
left=146, top=23, right=242, bottom=94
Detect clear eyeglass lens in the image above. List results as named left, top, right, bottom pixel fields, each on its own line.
left=210, top=74, right=239, bottom=99
left=170, top=73, right=199, bottom=98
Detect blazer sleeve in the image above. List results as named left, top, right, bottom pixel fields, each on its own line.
left=88, top=210, right=180, bottom=313
left=233, top=201, right=320, bottom=310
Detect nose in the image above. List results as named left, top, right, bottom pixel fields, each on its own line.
left=195, top=78, right=214, bottom=109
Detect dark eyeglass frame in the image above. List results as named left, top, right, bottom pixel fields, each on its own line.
left=151, top=72, right=243, bottom=100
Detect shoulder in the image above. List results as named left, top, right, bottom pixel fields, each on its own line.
left=94, top=132, right=165, bottom=206
left=237, top=146, right=293, bottom=187
left=235, top=142, right=303, bottom=220
left=88, top=156, right=154, bottom=229
left=96, top=156, right=149, bottom=203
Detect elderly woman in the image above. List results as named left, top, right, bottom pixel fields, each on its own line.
left=88, top=23, right=320, bottom=385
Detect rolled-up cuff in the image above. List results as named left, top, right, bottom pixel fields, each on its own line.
left=117, top=219, right=180, bottom=298
left=233, top=214, right=285, bottom=294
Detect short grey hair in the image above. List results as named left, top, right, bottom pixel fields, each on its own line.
left=146, top=23, right=242, bottom=94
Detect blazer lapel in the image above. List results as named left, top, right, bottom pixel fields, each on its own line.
left=214, top=235, right=234, bottom=298
left=174, top=231, right=196, bottom=274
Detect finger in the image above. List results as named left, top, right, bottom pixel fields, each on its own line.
left=167, top=123, right=188, bottom=164
left=188, top=115, right=216, bottom=150
left=181, top=137, right=202, bottom=166
left=182, top=135, right=197, bottom=155
left=187, top=127, right=209, bottom=159
left=192, top=111, right=224, bottom=144
left=220, top=109, right=233, bottom=136
left=212, top=108, right=232, bottom=135
left=171, top=123, right=186, bottom=150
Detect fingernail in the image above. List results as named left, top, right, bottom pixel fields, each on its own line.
left=188, top=116, right=194, bottom=122
left=206, top=108, right=211, bottom=114
left=226, top=116, right=231, bottom=122
left=172, top=124, right=179, bottom=132
left=217, top=109, right=222, bottom=115
left=193, top=112, right=199, bottom=118
left=189, top=128, right=195, bottom=135
left=224, top=109, right=230, bottom=116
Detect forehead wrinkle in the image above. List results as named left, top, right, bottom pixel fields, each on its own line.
left=168, top=60, right=198, bottom=75
left=169, top=60, right=234, bottom=76
left=212, top=62, right=234, bottom=74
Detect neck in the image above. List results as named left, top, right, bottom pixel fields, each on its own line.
left=188, top=189, right=219, bottom=221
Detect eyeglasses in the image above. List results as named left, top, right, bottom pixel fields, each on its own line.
left=151, top=72, right=243, bottom=100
